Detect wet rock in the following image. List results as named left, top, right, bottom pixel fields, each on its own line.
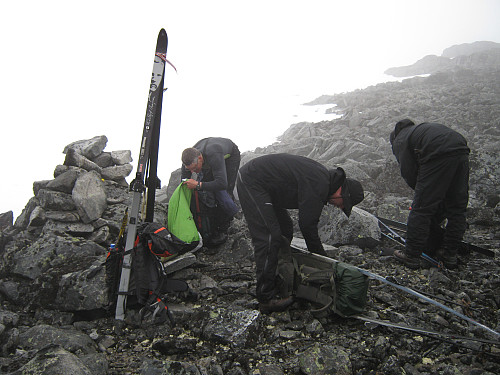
left=298, top=343, right=351, bottom=375
left=18, top=325, right=97, bottom=354
left=8, top=345, right=97, bottom=375
left=202, top=307, right=260, bottom=348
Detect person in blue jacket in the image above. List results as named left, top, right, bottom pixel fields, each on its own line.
left=237, top=153, right=364, bottom=313
left=181, top=137, right=240, bottom=246
left=390, top=119, right=470, bottom=269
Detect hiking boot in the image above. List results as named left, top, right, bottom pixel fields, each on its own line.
left=259, top=296, right=294, bottom=314
left=205, top=232, right=228, bottom=248
left=437, top=251, right=458, bottom=269
left=393, top=250, right=420, bottom=270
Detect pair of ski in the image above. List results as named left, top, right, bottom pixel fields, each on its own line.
left=369, top=216, right=499, bottom=341
left=377, top=216, right=495, bottom=258
left=289, top=242, right=500, bottom=343
left=115, top=29, right=168, bottom=321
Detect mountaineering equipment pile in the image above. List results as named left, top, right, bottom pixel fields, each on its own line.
left=106, top=225, right=189, bottom=325
left=277, top=242, right=369, bottom=317
left=114, top=29, right=168, bottom=321
left=281, top=240, right=499, bottom=342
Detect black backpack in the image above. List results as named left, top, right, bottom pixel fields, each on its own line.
left=191, top=190, right=218, bottom=242
left=105, top=223, right=191, bottom=323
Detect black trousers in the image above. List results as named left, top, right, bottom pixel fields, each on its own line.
left=215, top=148, right=240, bottom=232
left=406, top=153, right=469, bottom=257
left=225, top=146, right=240, bottom=198
left=236, top=171, right=293, bottom=302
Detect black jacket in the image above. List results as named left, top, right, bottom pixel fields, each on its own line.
left=181, top=137, right=238, bottom=192
left=392, top=122, right=469, bottom=189
left=240, top=153, right=346, bottom=251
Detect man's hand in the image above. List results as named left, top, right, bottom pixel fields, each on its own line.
left=183, top=178, right=199, bottom=190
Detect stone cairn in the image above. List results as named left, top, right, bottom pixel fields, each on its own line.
left=12, top=135, right=133, bottom=245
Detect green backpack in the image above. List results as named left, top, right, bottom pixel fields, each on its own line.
left=167, top=183, right=200, bottom=244
left=277, top=241, right=369, bottom=317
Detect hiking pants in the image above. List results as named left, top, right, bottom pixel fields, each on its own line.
left=212, top=146, right=241, bottom=233
left=237, top=171, right=293, bottom=303
left=406, top=153, right=469, bottom=257
left=225, top=145, right=241, bottom=199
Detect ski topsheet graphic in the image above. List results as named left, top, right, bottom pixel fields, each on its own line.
left=115, top=29, right=168, bottom=321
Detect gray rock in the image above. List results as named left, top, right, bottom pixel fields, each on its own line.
left=9, top=234, right=104, bottom=281
left=18, top=325, right=97, bottom=354
left=72, top=171, right=107, bottom=223
left=45, top=210, right=81, bottom=222
left=9, top=345, right=96, bottom=375
left=0, top=282, right=21, bottom=304
left=37, top=189, right=76, bottom=211
left=0, top=309, right=19, bottom=327
left=0, top=211, right=13, bottom=231
left=298, top=343, right=352, bottom=375
left=101, top=163, right=133, bottom=181
left=28, top=206, right=46, bottom=227
left=42, top=220, right=94, bottom=236
left=202, top=307, right=260, bottom=348
left=318, top=207, right=381, bottom=248
left=63, top=135, right=108, bottom=159
left=56, top=262, right=108, bottom=311
left=164, top=253, right=197, bottom=275
left=13, top=196, right=39, bottom=229
left=92, top=152, right=113, bottom=168
left=53, top=164, right=85, bottom=178
left=111, top=150, right=133, bottom=165
left=64, top=148, right=103, bottom=173
left=46, top=169, right=79, bottom=193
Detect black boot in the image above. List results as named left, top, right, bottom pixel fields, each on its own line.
left=259, top=296, right=294, bottom=314
left=437, top=248, right=458, bottom=269
left=393, top=250, right=420, bottom=270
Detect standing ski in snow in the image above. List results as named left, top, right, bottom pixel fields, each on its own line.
left=390, top=119, right=470, bottom=269
left=236, top=153, right=364, bottom=313
left=181, top=137, right=240, bottom=246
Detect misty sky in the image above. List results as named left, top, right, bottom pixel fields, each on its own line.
left=1, top=0, right=500, bottom=218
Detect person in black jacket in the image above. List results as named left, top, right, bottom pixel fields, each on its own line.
left=181, top=137, right=240, bottom=246
left=236, top=153, right=364, bottom=313
left=390, top=119, right=470, bottom=269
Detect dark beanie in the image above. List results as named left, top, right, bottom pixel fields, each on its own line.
left=394, top=119, right=415, bottom=138
left=341, top=178, right=364, bottom=217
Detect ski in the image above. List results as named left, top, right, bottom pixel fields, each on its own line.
left=376, top=216, right=495, bottom=258
left=354, top=315, right=500, bottom=346
left=115, top=29, right=168, bottom=321
left=377, top=219, right=442, bottom=268
left=289, top=244, right=500, bottom=340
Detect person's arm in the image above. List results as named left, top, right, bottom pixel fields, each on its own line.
left=298, top=191, right=327, bottom=255
left=199, top=149, right=228, bottom=191
left=393, top=137, right=418, bottom=190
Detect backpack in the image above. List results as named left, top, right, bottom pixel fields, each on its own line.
left=191, top=190, right=218, bottom=242
left=105, top=223, right=191, bottom=323
left=138, top=222, right=199, bottom=260
left=167, top=183, right=201, bottom=245
left=277, top=241, right=369, bottom=317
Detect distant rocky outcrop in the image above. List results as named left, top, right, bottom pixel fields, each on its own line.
left=384, top=41, right=500, bottom=77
